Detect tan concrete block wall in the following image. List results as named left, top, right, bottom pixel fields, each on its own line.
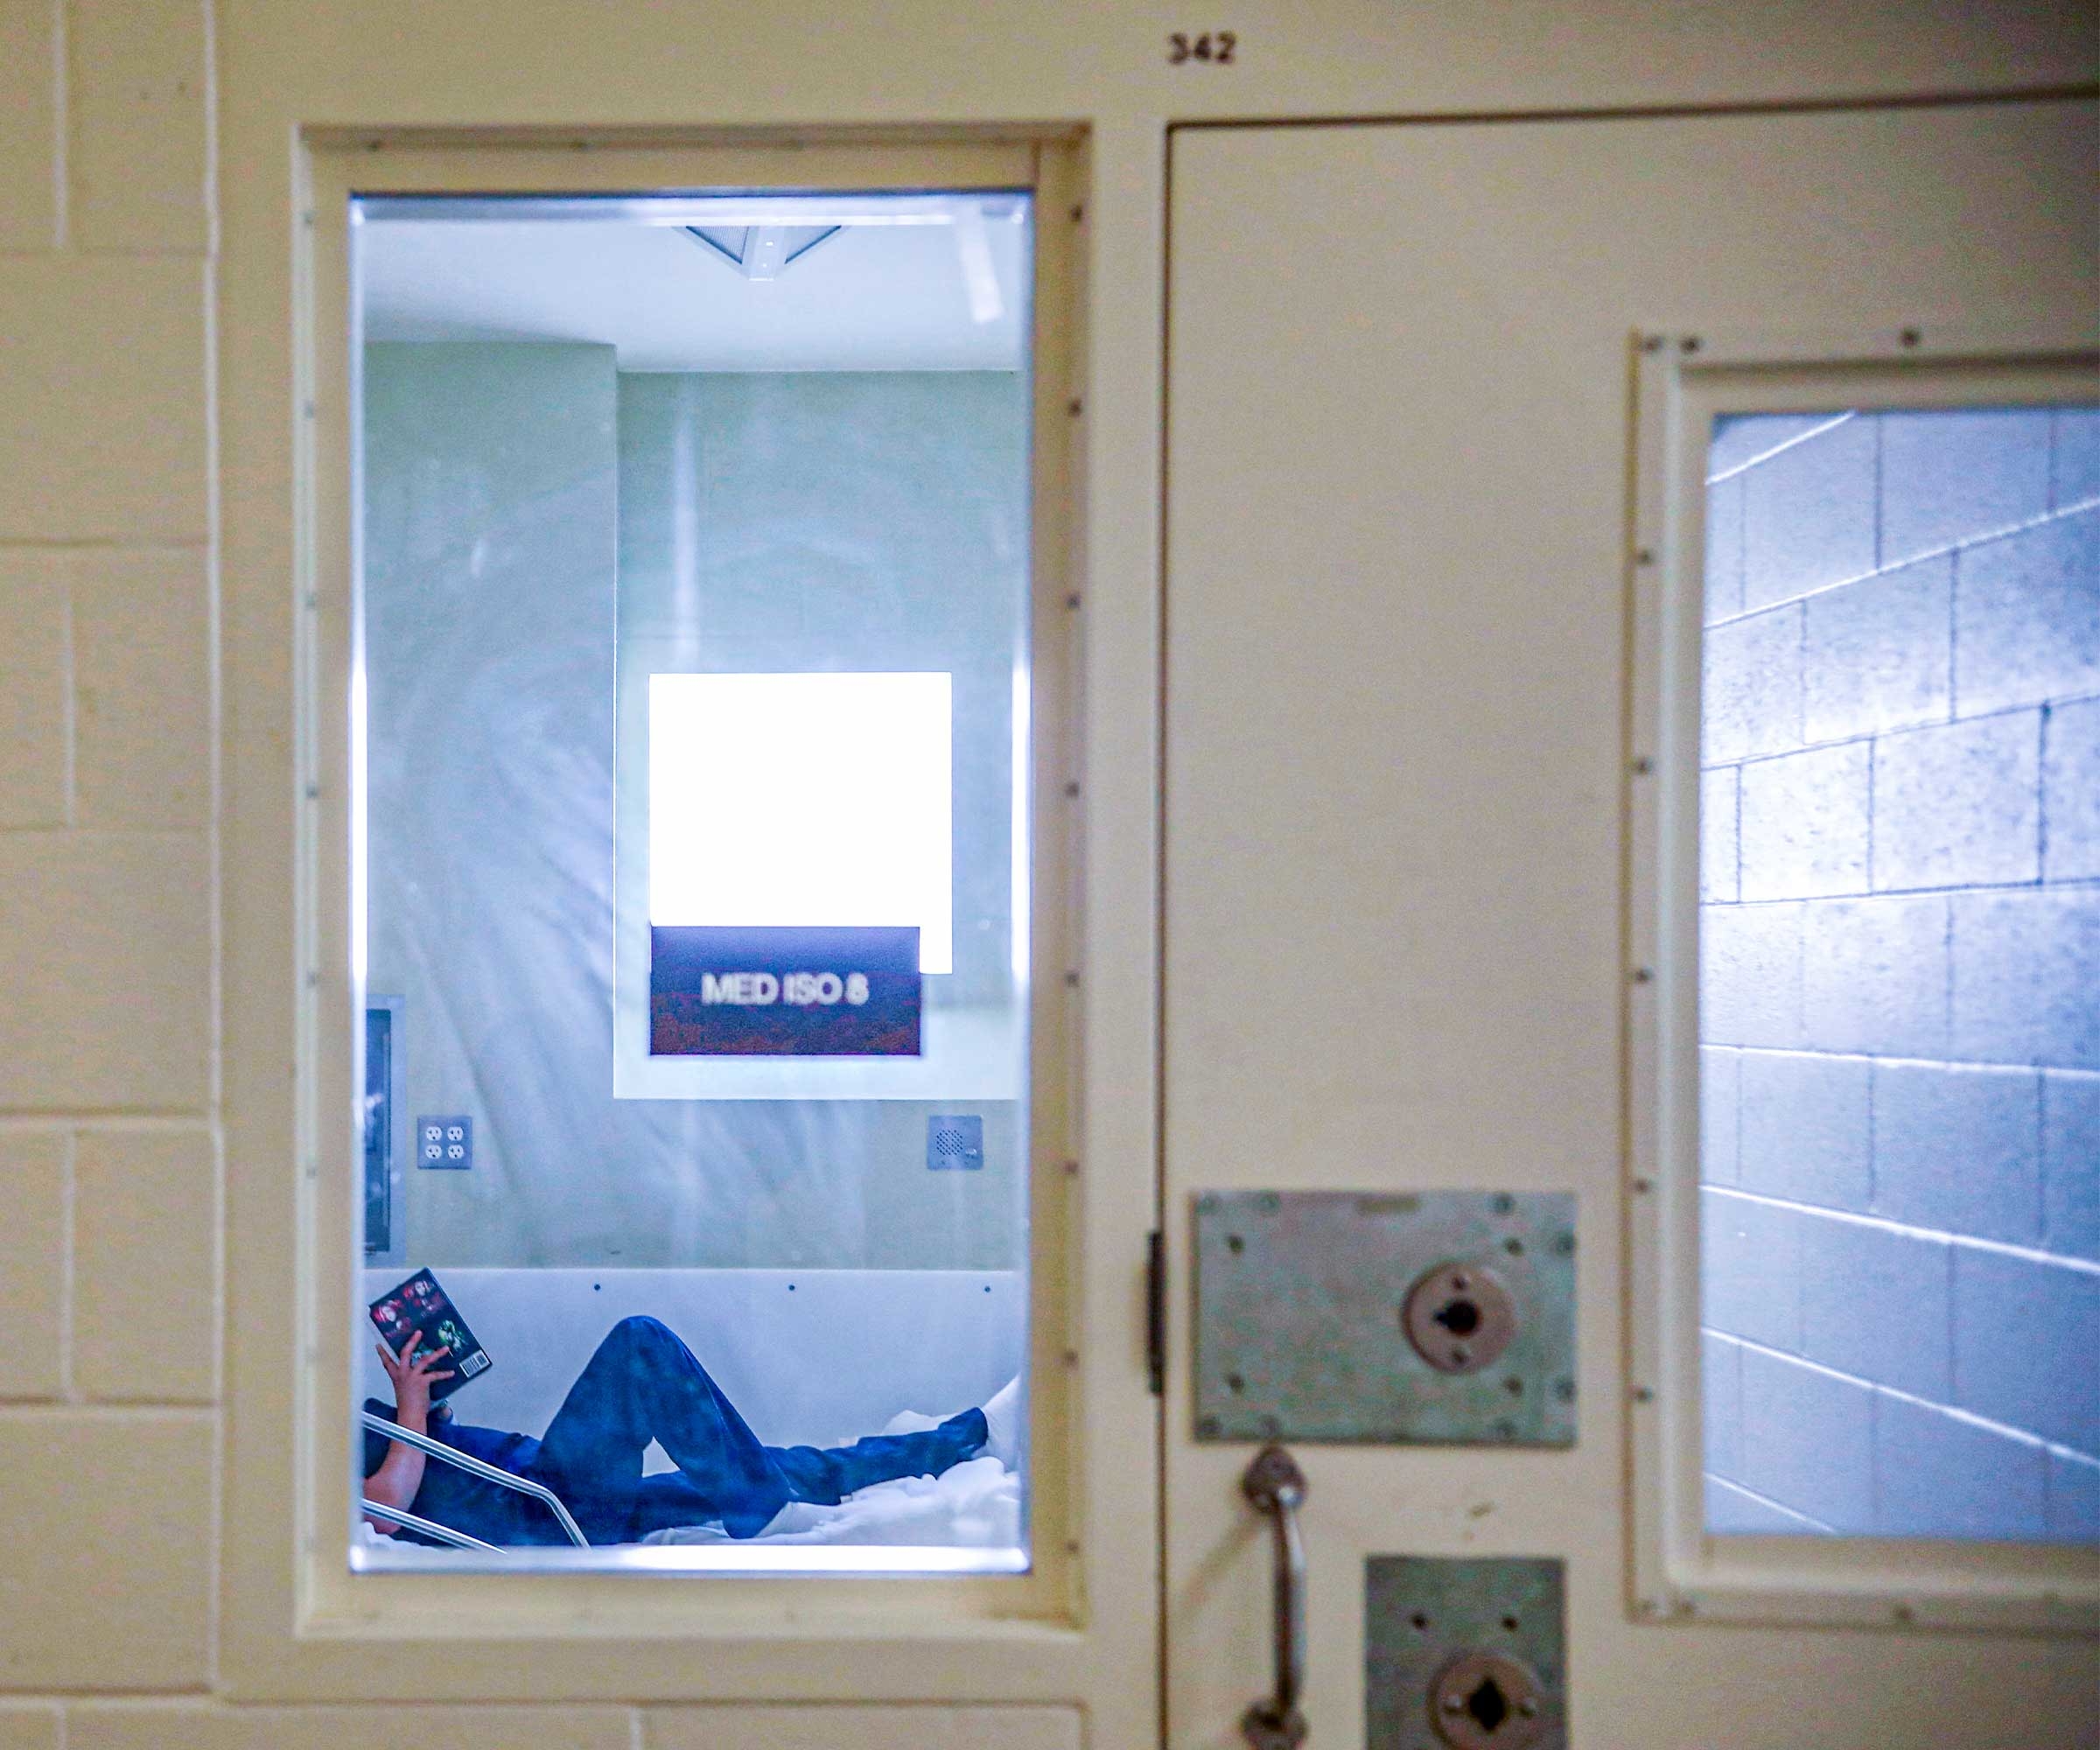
left=0, top=556, right=69, bottom=828
left=72, top=550, right=214, bottom=829
left=0, top=1413, right=214, bottom=1690
left=0, top=0, right=57, bottom=248
left=0, top=0, right=228, bottom=1721
left=0, top=1706, right=61, bottom=1750
left=0, top=1136, right=66, bottom=1400
left=68, top=0, right=212, bottom=255
left=74, top=1129, right=218, bottom=1401
left=0, top=258, right=210, bottom=542
left=0, top=833, right=212, bottom=1109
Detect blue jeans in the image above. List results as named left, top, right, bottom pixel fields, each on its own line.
left=507, top=1315, right=988, bottom=1544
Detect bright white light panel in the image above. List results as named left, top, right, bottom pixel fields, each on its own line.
left=648, top=672, right=954, bottom=974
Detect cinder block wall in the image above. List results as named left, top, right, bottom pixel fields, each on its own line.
left=1699, top=407, right=2100, bottom=1540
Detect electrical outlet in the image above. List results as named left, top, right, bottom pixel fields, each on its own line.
left=416, top=1115, right=473, bottom=1170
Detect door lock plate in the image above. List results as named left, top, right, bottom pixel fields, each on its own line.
left=1367, top=1557, right=1567, bottom=1750
left=1193, top=1190, right=1576, bottom=1445
left=1402, top=1261, right=1519, bottom=1374
left=1430, top=1651, right=1548, bottom=1750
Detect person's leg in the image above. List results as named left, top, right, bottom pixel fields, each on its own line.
left=622, top=1407, right=990, bottom=1539
left=532, top=1315, right=997, bottom=1542
left=524, top=1315, right=797, bottom=1541
left=763, top=1408, right=989, bottom=1507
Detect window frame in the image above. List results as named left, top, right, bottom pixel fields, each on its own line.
left=1626, top=318, right=2100, bottom=1634
left=222, top=129, right=1110, bottom=1701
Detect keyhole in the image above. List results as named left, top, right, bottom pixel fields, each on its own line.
left=1466, top=1677, right=1508, bottom=1733
left=1434, top=1298, right=1481, bottom=1336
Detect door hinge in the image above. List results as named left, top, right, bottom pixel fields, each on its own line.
left=1146, top=1229, right=1166, bottom=1396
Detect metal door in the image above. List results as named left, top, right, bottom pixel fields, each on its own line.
left=1162, top=100, right=2097, bottom=1749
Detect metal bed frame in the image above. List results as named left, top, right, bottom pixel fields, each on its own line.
left=360, top=1410, right=589, bottom=1550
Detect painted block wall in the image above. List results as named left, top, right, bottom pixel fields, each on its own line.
left=1699, top=407, right=2100, bottom=1542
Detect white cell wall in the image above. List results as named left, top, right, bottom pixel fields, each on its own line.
left=361, top=344, right=1028, bottom=1269
left=1699, top=408, right=2100, bottom=1541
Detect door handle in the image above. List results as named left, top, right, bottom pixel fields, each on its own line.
left=1241, top=1444, right=1310, bottom=1749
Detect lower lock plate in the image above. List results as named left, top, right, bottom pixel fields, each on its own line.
left=1192, top=1190, right=1577, bottom=1445
left=1367, top=1557, right=1567, bottom=1750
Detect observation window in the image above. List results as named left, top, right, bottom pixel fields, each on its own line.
left=1695, top=402, right=2098, bottom=1546
left=349, top=190, right=1038, bottom=1574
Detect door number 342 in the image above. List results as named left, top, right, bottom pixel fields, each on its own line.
left=1167, top=31, right=1236, bottom=64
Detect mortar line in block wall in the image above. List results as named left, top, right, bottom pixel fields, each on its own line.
left=1694, top=1043, right=2090, bottom=1082
left=0, top=1401, right=215, bottom=1421
left=2037, top=700, right=2054, bottom=880
left=1703, top=1472, right=1838, bottom=1534
left=1700, top=685, right=2100, bottom=776
left=0, top=824, right=208, bottom=842
left=0, top=536, right=213, bottom=553
left=1871, top=408, right=1885, bottom=574
left=0, top=1114, right=217, bottom=1131
left=200, top=0, right=219, bottom=263
left=59, top=570, right=75, bottom=828
left=202, top=184, right=225, bottom=1130
left=57, top=1130, right=74, bottom=1402
left=1704, top=1181, right=2100, bottom=1277
left=198, top=0, right=228, bottom=1676
left=1695, top=871, right=2100, bottom=906
left=1732, top=758, right=1743, bottom=900
left=1700, top=492, right=2100, bottom=634
left=47, top=0, right=65, bottom=251
left=1726, top=1329, right=2071, bottom=1460
left=1704, top=411, right=1858, bottom=486
left=1947, top=542, right=1962, bottom=730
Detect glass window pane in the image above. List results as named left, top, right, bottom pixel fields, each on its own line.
left=351, top=192, right=1035, bottom=1572
left=1699, top=403, right=2100, bottom=1544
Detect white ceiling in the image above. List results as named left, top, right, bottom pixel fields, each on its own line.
left=356, top=201, right=1030, bottom=374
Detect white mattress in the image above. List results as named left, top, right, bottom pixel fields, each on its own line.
left=641, top=1454, right=1019, bottom=1549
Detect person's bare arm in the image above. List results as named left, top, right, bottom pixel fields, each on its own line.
left=361, top=1332, right=453, bottom=1535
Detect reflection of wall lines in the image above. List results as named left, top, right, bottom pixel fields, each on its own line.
left=1698, top=405, right=2099, bottom=1542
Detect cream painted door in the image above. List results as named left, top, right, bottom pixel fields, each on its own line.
left=1162, top=102, right=2097, bottom=1748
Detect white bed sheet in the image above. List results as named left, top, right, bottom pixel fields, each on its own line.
left=361, top=1407, right=1023, bottom=1553
left=642, top=1454, right=1018, bottom=1549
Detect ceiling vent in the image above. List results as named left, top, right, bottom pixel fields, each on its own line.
left=683, top=223, right=843, bottom=281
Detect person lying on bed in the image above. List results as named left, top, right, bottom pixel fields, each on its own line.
left=362, top=1315, right=1022, bottom=1547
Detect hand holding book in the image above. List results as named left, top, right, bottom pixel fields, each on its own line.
left=376, top=1329, right=453, bottom=1425
left=368, top=1268, right=493, bottom=1404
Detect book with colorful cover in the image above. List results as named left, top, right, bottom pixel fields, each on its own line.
left=366, top=1268, right=491, bottom=1404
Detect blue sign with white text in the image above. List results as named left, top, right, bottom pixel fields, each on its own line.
left=649, top=925, right=923, bottom=1056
